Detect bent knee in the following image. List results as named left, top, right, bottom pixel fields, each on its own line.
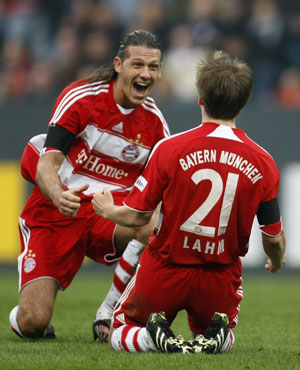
left=18, top=307, right=51, bottom=338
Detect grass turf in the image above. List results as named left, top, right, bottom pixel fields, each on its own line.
left=0, top=265, right=299, bottom=370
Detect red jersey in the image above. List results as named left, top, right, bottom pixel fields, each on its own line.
left=124, top=122, right=282, bottom=265
left=21, top=79, right=169, bottom=194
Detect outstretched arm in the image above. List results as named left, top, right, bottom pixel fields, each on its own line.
left=36, top=151, right=89, bottom=217
left=92, top=187, right=153, bottom=227
left=262, top=229, right=286, bottom=273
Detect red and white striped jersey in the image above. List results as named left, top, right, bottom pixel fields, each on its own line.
left=21, top=79, right=169, bottom=195
left=124, top=122, right=282, bottom=265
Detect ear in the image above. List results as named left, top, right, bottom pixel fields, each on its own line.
left=114, top=57, right=122, bottom=73
left=158, top=62, right=163, bottom=78
left=198, top=97, right=204, bottom=106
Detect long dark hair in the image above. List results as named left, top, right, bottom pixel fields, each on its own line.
left=87, top=30, right=162, bottom=83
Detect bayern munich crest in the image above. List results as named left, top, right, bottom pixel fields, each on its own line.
left=121, top=144, right=140, bottom=162
left=24, top=257, right=36, bottom=273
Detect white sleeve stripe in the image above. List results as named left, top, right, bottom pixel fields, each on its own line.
left=28, top=142, right=42, bottom=156
left=145, top=96, right=155, bottom=103
left=50, top=88, right=109, bottom=124
left=142, top=102, right=170, bottom=137
left=143, top=100, right=169, bottom=133
left=51, top=81, right=107, bottom=123
left=50, top=81, right=109, bottom=124
left=53, top=81, right=107, bottom=120
left=123, top=202, right=155, bottom=213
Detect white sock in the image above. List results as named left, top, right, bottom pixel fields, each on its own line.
left=111, top=325, right=156, bottom=353
left=96, top=283, right=121, bottom=320
left=9, top=306, right=24, bottom=338
left=96, top=239, right=145, bottom=320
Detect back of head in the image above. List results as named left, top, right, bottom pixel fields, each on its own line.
left=196, top=51, right=253, bottom=120
left=88, top=30, right=162, bottom=83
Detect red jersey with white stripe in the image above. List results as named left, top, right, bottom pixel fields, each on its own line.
left=23, top=79, right=169, bottom=195
left=124, top=122, right=282, bottom=265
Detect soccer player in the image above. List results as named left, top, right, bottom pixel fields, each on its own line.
left=92, top=50, right=286, bottom=354
left=9, top=30, right=170, bottom=340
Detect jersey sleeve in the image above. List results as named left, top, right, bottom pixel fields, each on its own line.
left=124, top=141, right=167, bottom=212
left=20, top=134, right=46, bottom=183
left=47, top=84, right=84, bottom=134
left=257, top=158, right=282, bottom=236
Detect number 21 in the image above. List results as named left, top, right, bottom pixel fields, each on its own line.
left=180, top=169, right=239, bottom=237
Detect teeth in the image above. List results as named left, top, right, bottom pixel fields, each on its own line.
left=136, top=82, right=148, bottom=87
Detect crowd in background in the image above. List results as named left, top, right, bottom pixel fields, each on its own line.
left=1, top=0, right=300, bottom=109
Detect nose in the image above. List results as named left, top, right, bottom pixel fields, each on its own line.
left=139, top=66, right=151, bottom=80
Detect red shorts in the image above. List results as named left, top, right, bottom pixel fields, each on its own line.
left=112, top=247, right=243, bottom=334
left=18, top=186, right=128, bottom=291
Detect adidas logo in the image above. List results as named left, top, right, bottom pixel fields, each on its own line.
left=112, top=122, right=123, bottom=133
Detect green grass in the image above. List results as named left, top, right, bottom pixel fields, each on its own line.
left=0, top=265, right=299, bottom=370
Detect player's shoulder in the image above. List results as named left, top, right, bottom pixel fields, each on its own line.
left=57, top=79, right=110, bottom=103
left=160, top=126, right=200, bottom=146
left=50, top=80, right=111, bottom=124
left=139, top=96, right=170, bottom=136
left=148, top=127, right=198, bottom=161
left=240, top=133, right=279, bottom=176
left=242, top=133, right=275, bottom=161
left=139, top=97, right=164, bottom=119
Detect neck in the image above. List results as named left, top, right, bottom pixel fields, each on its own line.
left=201, top=110, right=236, bottom=128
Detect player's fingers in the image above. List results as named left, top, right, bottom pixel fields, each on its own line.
left=103, top=187, right=113, bottom=201
left=60, top=197, right=81, bottom=210
left=72, top=183, right=89, bottom=195
left=60, top=205, right=78, bottom=217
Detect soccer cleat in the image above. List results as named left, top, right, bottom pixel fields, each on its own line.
left=146, top=312, right=194, bottom=354
left=43, top=323, right=56, bottom=339
left=193, top=312, right=230, bottom=354
left=11, top=323, right=56, bottom=339
left=191, top=334, right=218, bottom=354
left=92, top=318, right=111, bottom=343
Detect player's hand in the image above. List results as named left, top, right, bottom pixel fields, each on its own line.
left=265, top=256, right=285, bottom=273
left=56, top=184, right=89, bottom=217
left=92, top=187, right=114, bottom=219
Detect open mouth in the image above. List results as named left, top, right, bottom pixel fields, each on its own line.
left=133, top=82, right=149, bottom=96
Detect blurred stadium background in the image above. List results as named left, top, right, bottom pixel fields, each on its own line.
left=0, top=0, right=299, bottom=270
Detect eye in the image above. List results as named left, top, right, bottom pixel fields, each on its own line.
left=150, top=64, right=159, bottom=71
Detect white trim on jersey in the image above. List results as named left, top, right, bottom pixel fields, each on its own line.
left=123, top=202, right=156, bottom=213
left=142, top=98, right=170, bottom=137
left=50, top=81, right=109, bottom=125
left=28, top=134, right=47, bottom=155
left=116, top=104, right=134, bottom=115
left=259, top=217, right=283, bottom=237
left=77, top=124, right=151, bottom=164
left=18, top=218, right=31, bottom=291
left=207, top=125, right=243, bottom=142
left=244, top=133, right=274, bottom=159
left=41, top=148, right=63, bottom=156
left=58, top=159, right=133, bottom=194
left=146, top=125, right=202, bottom=163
